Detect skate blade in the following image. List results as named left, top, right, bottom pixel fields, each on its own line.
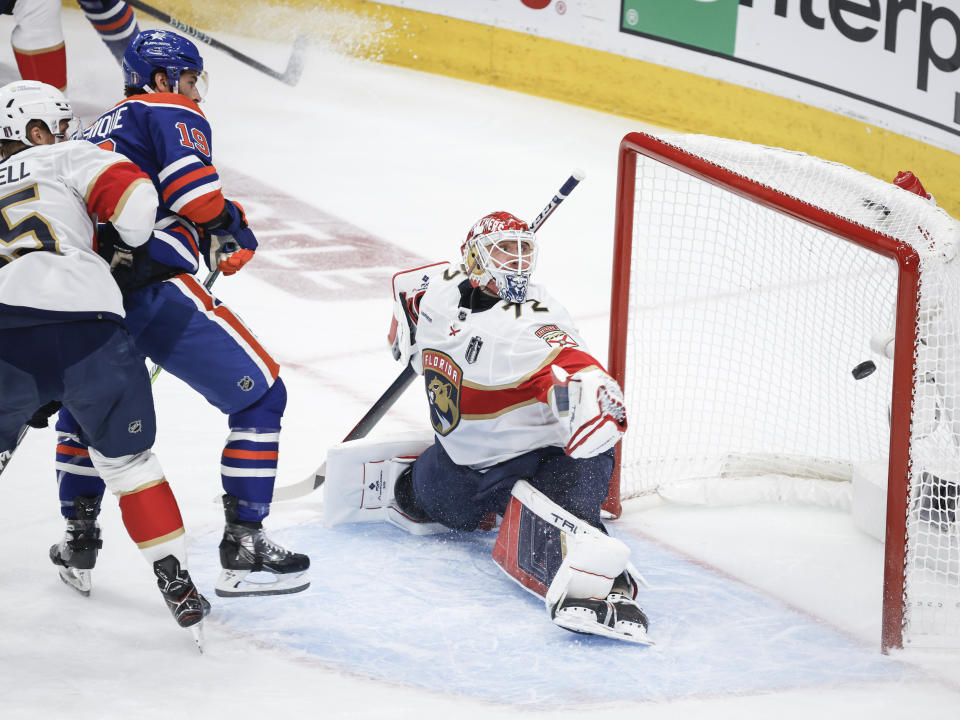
left=214, top=568, right=310, bottom=597
left=553, top=611, right=654, bottom=646
left=57, top=567, right=92, bottom=596
left=189, top=621, right=205, bottom=654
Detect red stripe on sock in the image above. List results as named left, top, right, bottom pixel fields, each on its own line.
left=56, top=444, right=90, bottom=457
left=222, top=449, right=279, bottom=460
left=118, top=481, right=184, bottom=544
left=14, top=45, right=67, bottom=91
left=92, top=7, right=134, bottom=32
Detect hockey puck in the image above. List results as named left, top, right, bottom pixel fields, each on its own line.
left=852, top=360, right=877, bottom=380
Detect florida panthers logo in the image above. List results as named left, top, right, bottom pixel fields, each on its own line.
left=535, top=324, right=578, bottom=348
left=422, top=349, right=462, bottom=436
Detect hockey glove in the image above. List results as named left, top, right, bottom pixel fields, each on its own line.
left=96, top=223, right=152, bottom=293
left=550, top=366, right=628, bottom=459
left=26, top=400, right=63, bottom=429
left=203, top=200, right=257, bottom=275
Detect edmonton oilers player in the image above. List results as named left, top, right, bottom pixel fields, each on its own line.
left=50, top=30, right=310, bottom=598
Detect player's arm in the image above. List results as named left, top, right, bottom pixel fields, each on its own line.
left=72, top=143, right=159, bottom=248
left=151, top=108, right=256, bottom=275
left=386, top=262, right=450, bottom=372
left=548, top=361, right=628, bottom=459
left=515, top=337, right=628, bottom=458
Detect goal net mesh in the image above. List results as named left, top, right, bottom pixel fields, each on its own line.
left=615, top=131, right=960, bottom=648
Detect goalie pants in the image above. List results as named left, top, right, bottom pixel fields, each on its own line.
left=54, top=275, right=283, bottom=522
left=0, top=320, right=155, bottom=457
left=411, top=440, right=614, bottom=531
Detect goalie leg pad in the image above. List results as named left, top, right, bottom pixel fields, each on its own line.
left=493, top=480, right=629, bottom=602
left=492, top=480, right=652, bottom=644
left=323, top=433, right=446, bottom=534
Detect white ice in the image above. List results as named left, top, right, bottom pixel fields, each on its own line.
left=1, top=9, right=959, bottom=719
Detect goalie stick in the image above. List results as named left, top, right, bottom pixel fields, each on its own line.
left=271, top=170, right=587, bottom=502
left=125, top=0, right=308, bottom=86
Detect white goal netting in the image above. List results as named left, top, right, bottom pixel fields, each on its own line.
left=614, top=131, right=960, bottom=649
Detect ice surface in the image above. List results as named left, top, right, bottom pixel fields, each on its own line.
left=2, top=8, right=960, bottom=720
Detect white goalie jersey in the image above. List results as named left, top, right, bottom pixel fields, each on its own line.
left=393, top=262, right=608, bottom=469
left=0, top=140, right=157, bottom=325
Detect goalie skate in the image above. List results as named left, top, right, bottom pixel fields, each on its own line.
left=551, top=593, right=653, bottom=646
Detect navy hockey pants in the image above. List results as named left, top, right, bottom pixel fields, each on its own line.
left=411, top=440, right=614, bottom=531
left=54, top=275, right=284, bottom=522
left=0, top=320, right=155, bottom=457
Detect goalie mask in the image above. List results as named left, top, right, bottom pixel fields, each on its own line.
left=462, top=211, right=538, bottom=303
left=123, top=30, right=207, bottom=96
left=0, top=81, right=78, bottom=144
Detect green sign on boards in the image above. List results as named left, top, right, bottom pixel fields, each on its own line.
left=621, top=0, right=740, bottom=55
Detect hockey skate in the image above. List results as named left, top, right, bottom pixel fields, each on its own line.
left=215, top=494, right=310, bottom=597
left=551, top=571, right=652, bottom=646
left=551, top=593, right=652, bottom=646
left=49, top=495, right=103, bottom=596
left=153, top=555, right=211, bottom=652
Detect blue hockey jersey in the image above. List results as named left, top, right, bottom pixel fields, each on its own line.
left=81, top=92, right=226, bottom=273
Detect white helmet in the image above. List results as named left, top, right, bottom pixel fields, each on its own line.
left=0, top=80, right=76, bottom=145
left=462, top=211, right=539, bottom=303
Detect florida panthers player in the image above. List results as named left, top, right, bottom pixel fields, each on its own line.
left=2, top=1, right=139, bottom=90
left=49, top=30, right=309, bottom=598
left=0, top=80, right=208, bottom=640
left=331, top=210, right=650, bottom=644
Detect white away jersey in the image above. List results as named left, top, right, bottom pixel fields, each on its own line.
left=0, top=140, right=157, bottom=324
left=408, top=263, right=604, bottom=469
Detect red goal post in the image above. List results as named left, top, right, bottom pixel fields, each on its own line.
left=605, top=130, right=960, bottom=652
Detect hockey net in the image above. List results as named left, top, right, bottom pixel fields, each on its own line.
left=607, top=131, right=960, bottom=651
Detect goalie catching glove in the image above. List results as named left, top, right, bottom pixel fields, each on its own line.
left=549, top=366, right=628, bottom=458
left=201, top=200, right=258, bottom=275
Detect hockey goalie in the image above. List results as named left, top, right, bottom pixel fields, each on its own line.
left=325, top=210, right=650, bottom=645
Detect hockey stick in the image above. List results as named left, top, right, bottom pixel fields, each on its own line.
left=271, top=169, right=587, bottom=502
left=270, top=363, right=418, bottom=502
left=0, top=400, right=63, bottom=478
left=529, top=169, right=586, bottom=233
left=149, top=269, right=220, bottom=383
left=125, top=0, right=308, bottom=86
left=0, top=424, right=29, bottom=478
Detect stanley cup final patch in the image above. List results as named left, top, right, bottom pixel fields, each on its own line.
left=535, top=324, right=579, bottom=348
left=422, top=349, right=462, bottom=436
left=466, top=335, right=483, bottom=364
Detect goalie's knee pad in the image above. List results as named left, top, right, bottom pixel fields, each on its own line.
left=324, top=432, right=446, bottom=534
left=492, top=479, right=630, bottom=603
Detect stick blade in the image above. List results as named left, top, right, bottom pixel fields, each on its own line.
left=281, top=35, right=310, bottom=86
left=270, top=464, right=326, bottom=502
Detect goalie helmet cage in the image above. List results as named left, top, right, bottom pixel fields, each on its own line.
left=605, top=130, right=960, bottom=652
